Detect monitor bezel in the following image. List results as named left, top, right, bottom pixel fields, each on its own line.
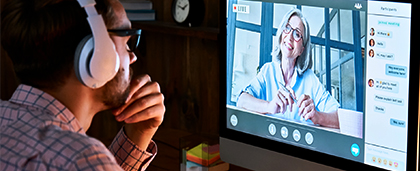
left=219, top=0, right=419, bottom=170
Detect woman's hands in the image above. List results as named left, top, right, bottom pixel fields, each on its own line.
left=266, top=89, right=317, bottom=121
left=268, top=92, right=325, bottom=125
left=266, top=86, right=296, bottom=114
left=112, top=74, right=165, bottom=151
left=267, top=91, right=318, bottom=121
left=297, top=94, right=317, bottom=122
left=297, top=94, right=339, bottom=128
left=237, top=88, right=339, bottom=128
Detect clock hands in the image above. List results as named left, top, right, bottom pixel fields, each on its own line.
left=177, top=4, right=189, bottom=10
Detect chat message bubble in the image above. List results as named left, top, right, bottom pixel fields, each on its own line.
left=374, top=94, right=404, bottom=106
left=390, top=118, right=406, bottom=128
left=376, top=52, right=394, bottom=60
left=376, top=30, right=393, bottom=38
left=385, top=64, right=407, bottom=78
left=374, top=105, right=385, bottom=113
left=374, top=79, right=399, bottom=93
left=376, top=40, right=386, bottom=48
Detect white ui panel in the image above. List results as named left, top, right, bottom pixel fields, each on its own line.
left=365, top=1, right=411, bottom=170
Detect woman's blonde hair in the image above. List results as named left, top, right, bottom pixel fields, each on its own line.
left=271, top=8, right=312, bottom=75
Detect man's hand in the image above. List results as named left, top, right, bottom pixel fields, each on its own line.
left=112, top=74, right=165, bottom=151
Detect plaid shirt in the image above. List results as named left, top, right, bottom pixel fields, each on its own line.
left=0, top=84, right=157, bottom=170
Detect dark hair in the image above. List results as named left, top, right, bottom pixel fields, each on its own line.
left=1, top=0, right=115, bottom=90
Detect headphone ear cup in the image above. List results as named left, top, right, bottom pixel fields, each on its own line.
left=76, top=1, right=119, bottom=89
left=74, top=35, right=96, bottom=87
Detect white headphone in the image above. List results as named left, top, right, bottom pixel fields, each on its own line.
left=74, top=0, right=120, bottom=88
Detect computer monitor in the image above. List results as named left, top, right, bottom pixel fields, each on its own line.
left=220, top=0, right=419, bottom=170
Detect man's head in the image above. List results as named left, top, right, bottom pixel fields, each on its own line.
left=1, top=0, right=138, bottom=109
left=2, top=0, right=111, bottom=89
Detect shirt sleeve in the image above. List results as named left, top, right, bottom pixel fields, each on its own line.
left=108, top=127, right=157, bottom=171
left=240, top=63, right=271, bottom=102
left=309, top=72, right=340, bottom=113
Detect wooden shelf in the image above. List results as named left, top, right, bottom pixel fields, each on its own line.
left=131, top=21, right=219, bottom=40
left=148, top=128, right=192, bottom=170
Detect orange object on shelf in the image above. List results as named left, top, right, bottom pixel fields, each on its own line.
left=186, top=143, right=220, bottom=167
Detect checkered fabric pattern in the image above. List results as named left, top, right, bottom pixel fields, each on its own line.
left=0, top=84, right=157, bottom=171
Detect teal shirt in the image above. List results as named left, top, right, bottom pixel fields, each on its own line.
left=241, top=61, right=340, bottom=124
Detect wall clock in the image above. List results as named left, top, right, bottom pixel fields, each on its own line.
left=172, top=0, right=205, bottom=27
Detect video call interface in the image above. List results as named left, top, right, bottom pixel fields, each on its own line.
left=226, top=0, right=411, bottom=170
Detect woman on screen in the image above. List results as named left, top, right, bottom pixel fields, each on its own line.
left=236, top=8, right=340, bottom=128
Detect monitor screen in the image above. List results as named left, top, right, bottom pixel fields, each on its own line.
left=221, top=0, right=419, bottom=170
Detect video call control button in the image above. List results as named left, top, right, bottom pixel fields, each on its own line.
left=268, top=123, right=276, bottom=136
left=281, top=126, right=288, bottom=138
left=351, top=143, right=360, bottom=157
left=230, top=114, right=238, bottom=127
left=305, top=132, right=314, bottom=145
left=293, top=130, right=301, bottom=142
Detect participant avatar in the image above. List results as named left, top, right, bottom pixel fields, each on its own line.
left=368, top=79, right=374, bottom=87
left=369, top=39, right=375, bottom=47
left=369, top=49, right=374, bottom=58
left=370, top=28, right=375, bottom=36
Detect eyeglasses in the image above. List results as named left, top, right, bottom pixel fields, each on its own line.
left=283, top=24, right=303, bottom=42
left=108, top=28, right=142, bottom=52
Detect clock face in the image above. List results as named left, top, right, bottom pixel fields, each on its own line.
left=174, top=0, right=190, bottom=23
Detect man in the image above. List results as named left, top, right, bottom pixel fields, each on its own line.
left=0, top=0, right=165, bottom=170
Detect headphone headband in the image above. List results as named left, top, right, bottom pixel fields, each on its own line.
left=78, top=0, right=95, bottom=7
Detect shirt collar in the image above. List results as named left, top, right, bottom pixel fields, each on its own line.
left=9, top=84, right=85, bottom=134
left=275, top=60, right=298, bottom=88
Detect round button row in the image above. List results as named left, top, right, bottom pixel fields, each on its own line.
left=269, top=123, right=313, bottom=145
left=229, top=115, right=313, bottom=145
